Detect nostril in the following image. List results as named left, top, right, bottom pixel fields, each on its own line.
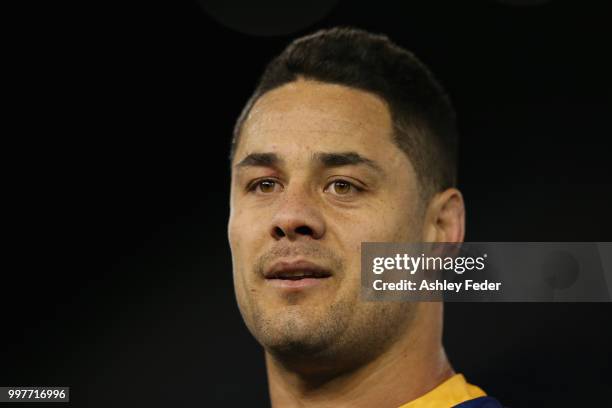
left=274, top=226, right=286, bottom=238
left=272, top=224, right=317, bottom=240
left=295, top=225, right=313, bottom=236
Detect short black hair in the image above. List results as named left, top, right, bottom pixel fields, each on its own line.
left=230, top=27, right=458, bottom=200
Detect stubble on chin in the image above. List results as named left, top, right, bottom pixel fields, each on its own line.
left=241, top=243, right=351, bottom=356
left=238, top=241, right=418, bottom=371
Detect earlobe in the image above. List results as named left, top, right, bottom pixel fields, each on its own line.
left=421, top=188, right=465, bottom=243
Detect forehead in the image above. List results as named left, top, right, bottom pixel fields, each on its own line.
left=236, top=80, right=396, bottom=159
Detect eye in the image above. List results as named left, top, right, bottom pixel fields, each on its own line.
left=325, top=179, right=361, bottom=196
left=248, top=179, right=282, bottom=194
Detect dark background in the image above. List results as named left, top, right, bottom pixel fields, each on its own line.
left=3, top=0, right=611, bottom=406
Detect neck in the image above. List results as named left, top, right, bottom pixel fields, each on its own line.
left=266, top=304, right=454, bottom=408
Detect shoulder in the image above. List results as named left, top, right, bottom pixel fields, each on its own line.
left=453, top=396, right=504, bottom=408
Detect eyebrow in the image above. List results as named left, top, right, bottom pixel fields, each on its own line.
left=235, top=152, right=283, bottom=169
left=234, top=151, right=383, bottom=174
left=314, top=152, right=384, bottom=174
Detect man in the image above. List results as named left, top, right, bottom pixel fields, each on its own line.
left=227, top=27, right=502, bottom=408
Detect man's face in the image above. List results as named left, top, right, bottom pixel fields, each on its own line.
left=228, top=80, right=424, bottom=365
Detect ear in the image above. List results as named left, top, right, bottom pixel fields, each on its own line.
left=421, top=188, right=465, bottom=243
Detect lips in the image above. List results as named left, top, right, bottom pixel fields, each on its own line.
left=264, top=260, right=332, bottom=281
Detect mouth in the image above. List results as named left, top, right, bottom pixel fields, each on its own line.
left=264, top=260, right=332, bottom=289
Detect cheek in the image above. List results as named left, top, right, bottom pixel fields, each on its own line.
left=228, top=213, right=251, bottom=305
left=227, top=214, right=240, bottom=255
left=228, top=208, right=249, bottom=267
left=332, top=202, right=416, bottom=245
left=373, top=189, right=420, bottom=240
left=228, top=207, right=268, bottom=264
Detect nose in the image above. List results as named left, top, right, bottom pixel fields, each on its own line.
left=270, top=184, right=326, bottom=241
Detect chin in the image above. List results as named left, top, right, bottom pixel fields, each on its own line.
left=255, top=311, right=337, bottom=354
